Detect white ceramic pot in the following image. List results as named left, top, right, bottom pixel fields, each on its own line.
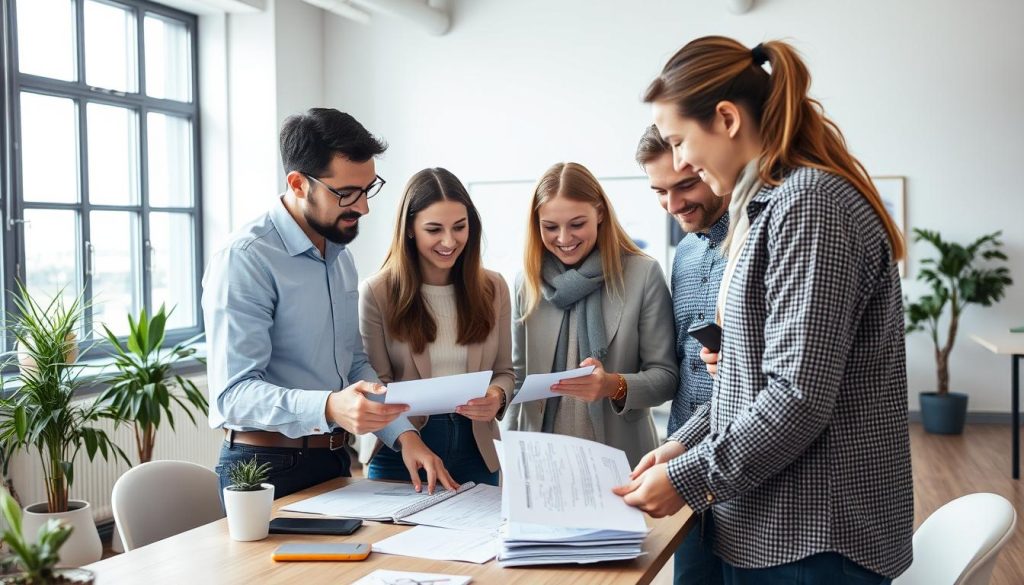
left=223, top=484, right=274, bottom=541
left=21, top=500, right=102, bottom=567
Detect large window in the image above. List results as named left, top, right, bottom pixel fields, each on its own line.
left=1, top=0, right=202, bottom=353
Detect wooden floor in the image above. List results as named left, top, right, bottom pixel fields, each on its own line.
left=908, top=423, right=1024, bottom=585
left=649, top=423, right=1024, bottom=584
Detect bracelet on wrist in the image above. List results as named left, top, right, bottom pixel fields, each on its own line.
left=610, top=374, right=627, bottom=402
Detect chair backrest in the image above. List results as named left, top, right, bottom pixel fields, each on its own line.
left=893, top=492, right=1017, bottom=585
left=111, top=460, right=224, bottom=551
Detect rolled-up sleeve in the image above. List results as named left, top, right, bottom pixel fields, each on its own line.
left=204, top=246, right=332, bottom=438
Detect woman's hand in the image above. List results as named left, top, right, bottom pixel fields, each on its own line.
left=396, top=431, right=458, bottom=494
left=551, top=357, right=618, bottom=403
left=456, top=386, right=504, bottom=421
left=700, top=347, right=720, bottom=377
left=630, top=441, right=686, bottom=479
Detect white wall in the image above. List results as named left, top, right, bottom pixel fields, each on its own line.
left=307, top=0, right=1024, bottom=413
left=192, top=0, right=1022, bottom=413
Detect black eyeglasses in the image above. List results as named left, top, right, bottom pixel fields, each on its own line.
left=304, top=173, right=385, bottom=207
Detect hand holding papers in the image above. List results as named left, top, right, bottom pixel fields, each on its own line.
left=384, top=370, right=492, bottom=416
left=495, top=431, right=649, bottom=566
left=509, top=365, right=595, bottom=405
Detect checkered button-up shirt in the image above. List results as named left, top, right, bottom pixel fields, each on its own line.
left=668, top=212, right=729, bottom=435
left=666, top=167, right=914, bottom=578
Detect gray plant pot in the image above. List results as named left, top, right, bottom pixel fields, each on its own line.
left=920, top=392, right=969, bottom=435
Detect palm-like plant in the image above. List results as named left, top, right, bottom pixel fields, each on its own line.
left=906, top=229, right=1013, bottom=395
left=96, top=305, right=206, bottom=464
left=1, top=488, right=72, bottom=584
left=0, top=287, right=127, bottom=513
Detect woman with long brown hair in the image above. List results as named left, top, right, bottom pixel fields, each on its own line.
left=504, top=162, right=677, bottom=467
left=360, top=168, right=513, bottom=488
left=616, top=37, right=913, bottom=583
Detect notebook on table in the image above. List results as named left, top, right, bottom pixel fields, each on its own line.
left=281, top=480, right=502, bottom=533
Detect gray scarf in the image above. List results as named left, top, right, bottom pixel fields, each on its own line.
left=540, top=249, right=607, bottom=432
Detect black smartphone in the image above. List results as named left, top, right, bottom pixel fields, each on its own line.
left=687, top=321, right=722, bottom=353
left=269, top=517, right=363, bottom=536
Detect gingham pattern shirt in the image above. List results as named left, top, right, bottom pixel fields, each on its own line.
left=668, top=212, right=729, bottom=435
left=667, top=167, right=914, bottom=579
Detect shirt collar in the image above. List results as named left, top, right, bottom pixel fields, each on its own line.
left=269, top=195, right=317, bottom=257
left=695, top=210, right=730, bottom=246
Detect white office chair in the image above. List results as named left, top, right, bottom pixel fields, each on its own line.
left=893, top=492, right=1017, bottom=585
left=111, top=460, right=225, bottom=551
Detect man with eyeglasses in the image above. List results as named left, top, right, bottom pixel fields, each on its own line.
left=204, top=108, right=456, bottom=500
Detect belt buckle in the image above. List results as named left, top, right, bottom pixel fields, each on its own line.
left=328, top=432, right=346, bottom=451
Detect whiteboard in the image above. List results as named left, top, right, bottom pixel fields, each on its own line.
left=468, top=177, right=672, bottom=291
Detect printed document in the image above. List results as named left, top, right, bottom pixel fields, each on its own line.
left=500, top=430, right=647, bottom=533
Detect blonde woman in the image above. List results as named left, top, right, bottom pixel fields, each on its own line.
left=361, top=168, right=512, bottom=490
left=504, top=162, right=677, bottom=466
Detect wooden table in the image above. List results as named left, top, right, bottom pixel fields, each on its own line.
left=971, top=333, right=1024, bottom=479
left=85, top=477, right=695, bottom=584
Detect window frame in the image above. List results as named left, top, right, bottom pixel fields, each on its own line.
left=1, top=0, right=204, bottom=359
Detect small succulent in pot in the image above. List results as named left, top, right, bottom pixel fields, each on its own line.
left=226, top=457, right=273, bottom=492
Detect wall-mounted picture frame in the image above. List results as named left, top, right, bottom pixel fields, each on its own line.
left=873, top=175, right=907, bottom=277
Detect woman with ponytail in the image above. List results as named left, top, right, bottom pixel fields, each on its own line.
left=615, top=37, right=913, bottom=583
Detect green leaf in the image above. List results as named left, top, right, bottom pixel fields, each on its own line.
left=13, top=405, right=27, bottom=442
left=148, top=308, right=167, bottom=355
left=60, top=460, right=74, bottom=486
left=0, top=489, right=23, bottom=535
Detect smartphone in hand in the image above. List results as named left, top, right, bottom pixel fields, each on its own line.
left=687, top=322, right=722, bottom=353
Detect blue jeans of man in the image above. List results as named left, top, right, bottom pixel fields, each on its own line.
left=216, top=440, right=351, bottom=504
left=368, top=413, right=498, bottom=486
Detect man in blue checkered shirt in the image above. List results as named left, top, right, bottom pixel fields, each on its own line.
left=635, top=125, right=729, bottom=585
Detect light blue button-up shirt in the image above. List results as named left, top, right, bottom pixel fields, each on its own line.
left=202, top=196, right=414, bottom=445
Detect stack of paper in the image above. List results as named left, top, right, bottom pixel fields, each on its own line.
left=495, top=431, right=649, bottom=567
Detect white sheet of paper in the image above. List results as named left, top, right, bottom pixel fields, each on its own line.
left=281, top=480, right=438, bottom=519
left=509, top=365, right=595, bottom=405
left=371, top=526, right=497, bottom=564
left=401, top=484, right=502, bottom=533
left=385, top=370, right=492, bottom=415
left=352, top=570, right=471, bottom=585
left=492, top=439, right=509, bottom=520
left=501, top=430, right=647, bottom=533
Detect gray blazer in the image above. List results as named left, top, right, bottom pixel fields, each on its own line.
left=504, top=254, right=678, bottom=466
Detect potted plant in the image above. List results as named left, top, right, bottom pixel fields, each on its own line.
left=96, top=305, right=207, bottom=464
left=906, top=229, right=1013, bottom=434
left=222, top=457, right=274, bottom=542
left=0, top=489, right=93, bottom=584
left=0, top=288, right=128, bottom=566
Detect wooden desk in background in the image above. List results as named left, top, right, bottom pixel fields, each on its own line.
left=85, top=476, right=695, bottom=584
left=971, top=333, right=1024, bottom=479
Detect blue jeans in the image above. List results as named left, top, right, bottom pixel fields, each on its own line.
left=674, top=512, right=725, bottom=585
left=368, top=414, right=498, bottom=486
left=722, top=553, right=891, bottom=584
left=215, top=441, right=351, bottom=504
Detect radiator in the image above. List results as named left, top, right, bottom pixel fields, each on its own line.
left=7, top=374, right=223, bottom=522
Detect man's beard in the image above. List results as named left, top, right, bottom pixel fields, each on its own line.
left=306, top=210, right=361, bottom=245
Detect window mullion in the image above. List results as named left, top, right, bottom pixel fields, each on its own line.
left=79, top=95, right=93, bottom=339
left=140, top=103, right=152, bottom=315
